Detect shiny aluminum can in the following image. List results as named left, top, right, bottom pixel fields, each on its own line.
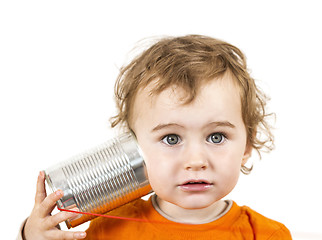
left=44, top=132, right=151, bottom=228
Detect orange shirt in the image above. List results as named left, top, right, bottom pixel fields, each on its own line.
left=85, top=196, right=291, bottom=240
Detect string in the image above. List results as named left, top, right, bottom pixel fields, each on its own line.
left=57, top=207, right=177, bottom=225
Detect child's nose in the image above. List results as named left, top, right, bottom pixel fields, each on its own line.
left=183, top=145, right=209, bottom=171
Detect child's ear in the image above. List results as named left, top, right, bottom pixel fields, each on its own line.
left=242, top=129, right=256, bottom=165
left=242, top=142, right=252, bottom=165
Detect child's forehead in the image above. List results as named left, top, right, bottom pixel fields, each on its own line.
left=130, top=74, right=244, bottom=132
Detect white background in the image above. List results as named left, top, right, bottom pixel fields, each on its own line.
left=1, top=1, right=321, bottom=239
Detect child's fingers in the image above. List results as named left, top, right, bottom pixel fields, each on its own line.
left=39, top=189, right=63, bottom=217
left=46, top=210, right=79, bottom=228
left=35, top=171, right=47, bottom=205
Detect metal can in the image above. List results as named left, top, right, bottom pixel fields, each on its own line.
left=44, top=132, right=151, bottom=228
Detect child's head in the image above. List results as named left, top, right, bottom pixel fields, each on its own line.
left=111, top=34, right=273, bottom=172
left=110, top=35, right=274, bottom=213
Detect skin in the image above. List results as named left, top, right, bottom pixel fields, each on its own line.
left=131, top=73, right=252, bottom=223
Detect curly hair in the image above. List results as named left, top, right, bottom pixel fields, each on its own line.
left=110, top=35, right=274, bottom=173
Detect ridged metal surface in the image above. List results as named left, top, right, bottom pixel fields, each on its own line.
left=45, top=132, right=151, bottom=228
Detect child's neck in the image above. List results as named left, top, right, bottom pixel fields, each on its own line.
left=153, top=195, right=230, bottom=224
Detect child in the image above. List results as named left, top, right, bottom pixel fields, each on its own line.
left=20, top=35, right=292, bottom=239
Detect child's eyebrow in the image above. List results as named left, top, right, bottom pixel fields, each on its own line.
left=209, top=121, right=236, bottom=129
left=151, top=121, right=236, bottom=132
left=152, top=123, right=182, bottom=132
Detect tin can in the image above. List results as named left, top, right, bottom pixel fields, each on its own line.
left=44, top=132, right=151, bottom=228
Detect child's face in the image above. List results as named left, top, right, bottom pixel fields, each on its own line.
left=131, top=73, right=252, bottom=210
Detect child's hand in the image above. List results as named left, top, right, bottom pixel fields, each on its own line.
left=23, top=171, right=86, bottom=240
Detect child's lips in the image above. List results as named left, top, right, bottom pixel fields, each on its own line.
left=179, top=180, right=213, bottom=192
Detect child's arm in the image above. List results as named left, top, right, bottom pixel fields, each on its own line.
left=22, top=171, right=86, bottom=240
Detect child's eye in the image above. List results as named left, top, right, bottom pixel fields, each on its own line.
left=161, top=134, right=181, bottom=145
left=207, top=133, right=225, bottom=144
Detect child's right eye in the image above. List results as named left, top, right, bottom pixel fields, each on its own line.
left=161, top=134, right=181, bottom=145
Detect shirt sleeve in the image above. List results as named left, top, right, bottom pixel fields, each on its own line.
left=267, top=224, right=292, bottom=240
left=16, top=218, right=28, bottom=240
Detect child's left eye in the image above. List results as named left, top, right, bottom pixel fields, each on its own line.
left=207, top=133, right=225, bottom=144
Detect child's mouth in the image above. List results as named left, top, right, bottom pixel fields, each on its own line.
left=179, top=180, right=213, bottom=192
